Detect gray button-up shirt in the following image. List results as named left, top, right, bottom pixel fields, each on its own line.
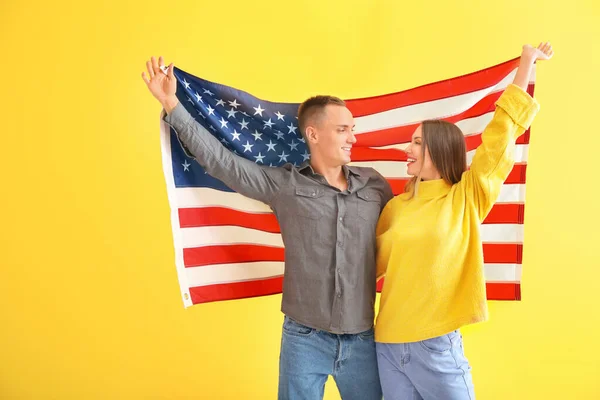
left=164, top=103, right=393, bottom=334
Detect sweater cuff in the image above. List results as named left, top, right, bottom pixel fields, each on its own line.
left=495, top=84, right=540, bottom=129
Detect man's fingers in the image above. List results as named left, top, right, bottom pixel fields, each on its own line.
left=141, top=72, right=150, bottom=84
left=146, top=60, right=155, bottom=78
left=151, top=56, right=160, bottom=75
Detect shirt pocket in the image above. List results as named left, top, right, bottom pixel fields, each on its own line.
left=293, top=186, right=325, bottom=219
left=356, top=188, right=381, bottom=221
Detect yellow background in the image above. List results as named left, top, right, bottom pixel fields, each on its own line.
left=2, top=0, right=599, bottom=398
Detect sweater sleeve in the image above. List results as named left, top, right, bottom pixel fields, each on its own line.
left=459, top=84, right=540, bottom=220
left=375, top=199, right=397, bottom=280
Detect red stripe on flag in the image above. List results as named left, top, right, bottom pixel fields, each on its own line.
left=506, top=164, right=527, bottom=184
left=387, top=178, right=408, bottom=195
left=346, top=58, right=520, bottom=117
left=486, top=282, right=521, bottom=300
left=376, top=280, right=521, bottom=300
left=189, top=276, right=284, bottom=304
left=483, top=204, right=525, bottom=224
left=386, top=165, right=525, bottom=196
left=179, top=207, right=279, bottom=232
left=183, top=245, right=285, bottom=267
left=482, top=243, right=523, bottom=264
left=183, top=243, right=518, bottom=266
left=178, top=201, right=524, bottom=232
left=190, top=277, right=519, bottom=304
left=351, top=147, right=407, bottom=162
left=351, top=139, right=529, bottom=162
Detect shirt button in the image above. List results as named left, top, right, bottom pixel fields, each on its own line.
left=337, top=241, right=342, bottom=247
left=339, top=217, right=343, bottom=221
left=311, top=193, right=315, bottom=197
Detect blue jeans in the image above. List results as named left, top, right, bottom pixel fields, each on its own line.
left=278, top=316, right=382, bottom=400
left=376, top=330, right=475, bottom=400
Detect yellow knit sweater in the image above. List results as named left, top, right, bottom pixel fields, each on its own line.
left=375, top=84, right=539, bottom=343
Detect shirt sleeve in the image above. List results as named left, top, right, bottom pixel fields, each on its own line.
left=164, top=103, right=287, bottom=205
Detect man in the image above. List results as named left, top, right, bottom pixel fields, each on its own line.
left=142, top=56, right=393, bottom=400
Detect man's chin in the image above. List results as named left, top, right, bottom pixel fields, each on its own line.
left=341, top=155, right=352, bottom=165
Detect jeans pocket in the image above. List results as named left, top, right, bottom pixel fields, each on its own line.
left=419, top=330, right=459, bottom=354
left=282, top=317, right=316, bottom=337
left=357, top=328, right=375, bottom=341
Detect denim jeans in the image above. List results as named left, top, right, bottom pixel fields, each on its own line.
left=376, top=330, right=475, bottom=400
left=278, top=316, right=382, bottom=400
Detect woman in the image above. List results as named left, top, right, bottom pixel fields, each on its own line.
left=375, top=42, right=553, bottom=399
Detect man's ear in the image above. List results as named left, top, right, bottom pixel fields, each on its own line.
left=306, top=126, right=318, bottom=144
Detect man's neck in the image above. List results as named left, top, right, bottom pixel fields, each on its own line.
left=309, top=159, right=348, bottom=191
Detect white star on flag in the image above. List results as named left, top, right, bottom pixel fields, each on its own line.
left=278, top=151, right=289, bottom=162
left=254, top=152, right=265, bottom=163
left=238, top=119, right=249, bottom=130
left=242, top=141, right=254, bottom=153
left=265, top=140, right=277, bottom=152
left=226, top=108, right=238, bottom=119
left=253, top=104, right=265, bottom=116
left=288, top=140, right=299, bottom=151
left=252, top=130, right=263, bottom=141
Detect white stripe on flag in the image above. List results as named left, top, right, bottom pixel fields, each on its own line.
left=184, top=261, right=521, bottom=287
left=186, top=261, right=284, bottom=286
left=180, top=224, right=523, bottom=249
left=483, top=263, right=522, bottom=282
left=370, top=112, right=498, bottom=149
left=175, top=188, right=272, bottom=211
left=353, top=69, right=535, bottom=134
left=174, top=183, right=526, bottom=210
left=370, top=112, right=525, bottom=149
left=181, top=226, right=283, bottom=248
left=480, top=224, right=524, bottom=243
left=497, top=184, right=526, bottom=203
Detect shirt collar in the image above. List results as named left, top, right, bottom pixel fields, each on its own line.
left=297, top=162, right=362, bottom=178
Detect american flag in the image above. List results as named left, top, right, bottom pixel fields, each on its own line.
left=159, top=58, right=533, bottom=307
